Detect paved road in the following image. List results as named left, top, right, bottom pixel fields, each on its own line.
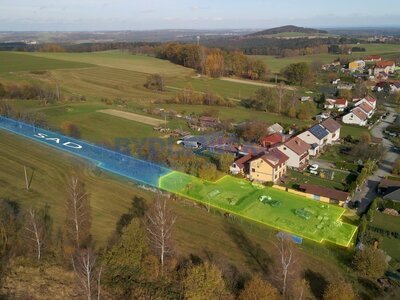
left=355, top=107, right=398, bottom=214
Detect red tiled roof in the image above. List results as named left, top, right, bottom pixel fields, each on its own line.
left=250, top=149, right=288, bottom=168
left=365, top=95, right=377, bottom=103
left=261, top=132, right=284, bottom=147
left=335, top=98, right=348, bottom=106
left=233, top=153, right=254, bottom=169
left=351, top=107, right=368, bottom=121
left=376, top=61, right=395, bottom=68
left=284, top=136, right=310, bottom=156
left=299, top=184, right=350, bottom=201
left=365, top=55, right=381, bottom=60
left=358, top=101, right=373, bottom=114
left=321, top=118, right=341, bottom=133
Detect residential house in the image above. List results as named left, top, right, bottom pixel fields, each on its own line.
left=337, top=83, right=354, bottom=90
left=391, top=82, right=400, bottom=93
left=297, top=124, right=329, bottom=156
left=320, top=118, right=341, bottom=144
left=357, top=101, right=375, bottom=118
left=324, top=98, right=336, bottom=110
left=342, top=107, right=368, bottom=126
left=277, top=136, right=310, bottom=169
left=377, top=178, right=400, bottom=203
left=364, top=55, right=382, bottom=63
left=374, top=61, right=396, bottom=75
left=300, top=96, right=312, bottom=102
left=199, top=116, right=220, bottom=128
left=229, top=153, right=253, bottom=175
left=349, top=60, right=366, bottom=72
left=248, top=148, right=289, bottom=183
left=298, top=184, right=350, bottom=205
left=354, top=96, right=377, bottom=109
left=334, top=98, right=348, bottom=111
left=267, top=123, right=284, bottom=135
left=261, top=132, right=284, bottom=148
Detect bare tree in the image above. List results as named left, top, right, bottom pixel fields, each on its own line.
left=65, top=176, right=91, bottom=250
left=24, top=208, right=45, bottom=260
left=72, top=248, right=102, bottom=300
left=274, top=234, right=297, bottom=297
left=276, top=82, right=286, bottom=114
left=144, top=195, right=176, bottom=274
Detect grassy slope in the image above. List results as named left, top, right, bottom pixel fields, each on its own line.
left=23, top=51, right=194, bottom=77
left=0, top=52, right=93, bottom=73
left=0, top=130, right=353, bottom=283
left=254, top=43, right=400, bottom=73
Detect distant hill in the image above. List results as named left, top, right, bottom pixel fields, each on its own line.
left=247, top=25, right=328, bottom=37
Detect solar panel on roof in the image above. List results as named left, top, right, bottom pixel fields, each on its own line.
left=309, top=125, right=328, bottom=140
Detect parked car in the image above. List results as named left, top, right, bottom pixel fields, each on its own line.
left=309, top=164, right=319, bottom=171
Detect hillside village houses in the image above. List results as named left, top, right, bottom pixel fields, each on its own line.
left=324, top=98, right=348, bottom=111
left=373, top=60, right=396, bottom=76
left=229, top=118, right=342, bottom=183
left=349, top=60, right=366, bottom=72
left=342, top=96, right=377, bottom=126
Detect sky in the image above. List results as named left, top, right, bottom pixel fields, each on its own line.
left=1, top=0, right=400, bottom=31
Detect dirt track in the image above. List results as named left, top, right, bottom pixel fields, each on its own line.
left=97, top=109, right=165, bottom=126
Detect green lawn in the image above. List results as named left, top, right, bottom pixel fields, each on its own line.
left=253, top=43, right=400, bottom=73
left=369, top=212, right=400, bottom=261
left=159, top=172, right=357, bottom=247
left=286, top=169, right=352, bottom=191
left=0, top=52, right=93, bottom=73
left=168, top=76, right=261, bottom=100
left=341, top=124, right=369, bottom=139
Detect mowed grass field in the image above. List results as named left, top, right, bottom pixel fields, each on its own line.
left=160, top=172, right=357, bottom=247
left=254, top=43, right=400, bottom=73
left=22, top=50, right=194, bottom=77
left=0, top=130, right=352, bottom=281
left=0, top=52, right=93, bottom=73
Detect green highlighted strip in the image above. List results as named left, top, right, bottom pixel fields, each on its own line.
left=159, top=172, right=357, bottom=247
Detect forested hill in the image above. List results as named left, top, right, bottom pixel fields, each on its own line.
left=247, top=25, right=328, bottom=37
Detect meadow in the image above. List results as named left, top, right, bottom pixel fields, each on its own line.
left=0, top=52, right=93, bottom=73
left=254, top=43, right=400, bottom=73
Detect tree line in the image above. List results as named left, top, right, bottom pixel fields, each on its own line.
left=156, top=43, right=268, bottom=80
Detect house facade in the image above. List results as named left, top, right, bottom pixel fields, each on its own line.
left=342, top=107, right=368, bottom=126
left=248, top=149, right=288, bottom=183
left=349, top=60, right=365, bottom=72
left=277, top=136, right=310, bottom=169
left=320, top=118, right=341, bottom=144
left=297, top=124, right=329, bottom=156
left=374, top=61, right=396, bottom=75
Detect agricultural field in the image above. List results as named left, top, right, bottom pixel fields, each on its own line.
left=21, top=50, right=194, bottom=77
left=0, top=52, right=93, bottom=73
left=253, top=43, right=400, bottom=73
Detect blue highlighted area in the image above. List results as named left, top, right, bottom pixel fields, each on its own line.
left=0, top=116, right=171, bottom=187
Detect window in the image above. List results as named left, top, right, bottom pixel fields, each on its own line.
left=252, top=168, right=256, bottom=172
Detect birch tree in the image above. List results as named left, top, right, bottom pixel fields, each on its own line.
left=274, top=234, right=296, bottom=297
left=72, top=248, right=102, bottom=300
left=24, top=208, right=44, bottom=260
left=65, top=176, right=91, bottom=250
left=144, top=196, right=176, bottom=273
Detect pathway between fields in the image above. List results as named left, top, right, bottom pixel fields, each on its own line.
left=220, top=77, right=297, bottom=91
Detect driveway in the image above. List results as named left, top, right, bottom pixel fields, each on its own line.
left=355, top=106, right=398, bottom=214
